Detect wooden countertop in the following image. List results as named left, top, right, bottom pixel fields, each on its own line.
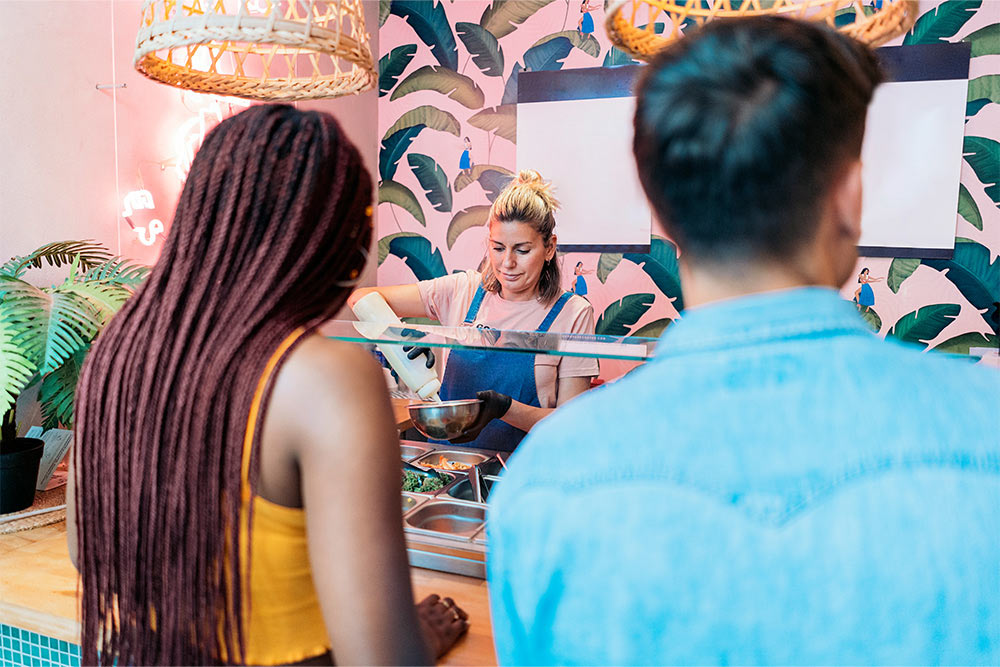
left=0, top=520, right=495, bottom=665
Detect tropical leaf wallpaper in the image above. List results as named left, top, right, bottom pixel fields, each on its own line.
left=377, top=0, right=1000, bottom=376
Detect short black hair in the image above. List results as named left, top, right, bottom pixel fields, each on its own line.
left=633, top=17, right=883, bottom=262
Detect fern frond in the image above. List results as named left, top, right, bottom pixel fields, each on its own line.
left=1, top=241, right=113, bottom=279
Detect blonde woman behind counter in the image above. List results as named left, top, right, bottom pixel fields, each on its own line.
left=350, top=171, right=597, bottom=452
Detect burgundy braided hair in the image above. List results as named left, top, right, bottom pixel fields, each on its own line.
left=73, top=104, right=372, bottom=665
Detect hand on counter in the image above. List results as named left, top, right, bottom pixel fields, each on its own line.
left=416, top=594, right=469, bottom=658
left=452, top=391, right=512, bottom=443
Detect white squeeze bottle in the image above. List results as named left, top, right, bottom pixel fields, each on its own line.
left=351, top=292, right=442, bottom=401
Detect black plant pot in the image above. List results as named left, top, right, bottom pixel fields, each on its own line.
left=0, top=437, right=44, bottom=514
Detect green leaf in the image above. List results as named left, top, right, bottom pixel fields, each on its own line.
left=0, top=298, right=38, bottom=417
left=623, top=236, right=684, bottom=310
left=631, top=317, right=672, bottom=339
left=963, top=23, right=999, bottom=57
left=391, top=65, right=485, bottom=108
left=478, top=169, right=516, bottom=202
left=39, top=289, right=101, bottom=374
left=468, top=104, right=516, bottom=143
left=39, top=347, right=86, bottom=429
left=967, top=98, right=991, bottom=118
left=963, top=136, right=1000, bottom=207
left=967, top=75, right=1000, bottom=110
left=903, top=0, right=981, bottom=45
left=447, top=206, right=491, bottom=249
left=480, top=0, right=555, bottom=39
left=2, top=240, right=113, bottom=280
left=957, top=183, right=983, bottom=230
left=887, top=257, right=920, bottom=293
left=57, top=282, right=130, bottom=323
left=931, top=331, right=999, bottom=355
left=596, top=293, right=655, bottom=336
left=386, top=234, right=448, bottom=281
left=857, top=305, right=882, bottom=332
left=454, top=164, right=514, bottom=192
left=379, top=126, right=424, bottom=182
left=456, top=22, right=504, bottom=77
left=888, top=304, right=961, bottom=347
left=603, top=47, right=637, bottom=68
left=379, top=0, right=391, bottom=26
left=923, top=239, right=1000, bottom=328
left=390, top=0, right=458, bottom=70
left=379, top=180, right=426, bottom=226
left=379, top=44, right=418, bottom=97
left=597, top=253, right=623, bottom=283
left=530, top=30, right=600, bottom=57
left=382, top=105, right=461, bottom=142
left=81, top=258, right=150, bottom=287
left=407, top=154, right=452, bottom=213
left=501, top=62, right=521, bottom=105
left=524, top=35, right=572, bottom=71
left=378, top=232, right=423, bottom=265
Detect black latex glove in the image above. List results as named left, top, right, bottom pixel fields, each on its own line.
left=400, top=327, right=435, bottom=369
left=451, top=390, right=512, bottom=443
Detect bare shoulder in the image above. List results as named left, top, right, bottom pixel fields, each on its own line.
left=281, top=334, right=385, bottom=399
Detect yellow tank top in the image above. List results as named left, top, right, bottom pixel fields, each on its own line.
left=237, top=327, right=330, bottom=665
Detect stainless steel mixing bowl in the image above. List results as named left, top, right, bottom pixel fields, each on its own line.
left=407, top=399, right=483, bottom=441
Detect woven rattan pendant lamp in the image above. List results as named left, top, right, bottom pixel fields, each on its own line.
left=134, top=0, right=376, bottom=101
left=606, top=0, right=917, bottom=61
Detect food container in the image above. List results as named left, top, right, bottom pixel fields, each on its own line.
left=413, top=450, right=488, bottom=471
left=404, top=500, right=485, bottom=538
left=400, top=443, right=431, bottom=461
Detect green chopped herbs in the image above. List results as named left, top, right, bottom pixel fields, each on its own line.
left=402, top=470, right=448, bottom=493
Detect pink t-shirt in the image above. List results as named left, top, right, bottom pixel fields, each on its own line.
left=417, top=271, right=599, bottom=401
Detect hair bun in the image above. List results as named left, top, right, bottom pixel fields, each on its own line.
left=516, top=169, right=543, bottom=185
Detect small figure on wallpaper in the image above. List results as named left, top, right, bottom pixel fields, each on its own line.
left=578, top=0, right=600, bottom=34
left=459, top=137, right=474, bottom=176
left=572, top=261, right=593, bottom=298
left=853, top=267, right=883, bottom=312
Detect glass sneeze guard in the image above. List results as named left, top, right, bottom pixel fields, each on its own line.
left=323, top=320, right=659, bottom=362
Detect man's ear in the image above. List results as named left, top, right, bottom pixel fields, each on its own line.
left=831, top=159, right=863, bottom=243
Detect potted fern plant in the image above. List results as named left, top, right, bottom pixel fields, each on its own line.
left=0, top=241, right=148, bottom=513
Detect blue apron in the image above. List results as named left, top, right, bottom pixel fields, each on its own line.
left=438, top=285, right=573, bottom=452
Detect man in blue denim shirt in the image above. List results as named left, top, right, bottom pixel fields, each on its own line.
left=488, top=17, right=999, bottom=665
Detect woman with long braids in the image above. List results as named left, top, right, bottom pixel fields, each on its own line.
left=349, top=170, right=598, bottom=453
left=67, top=105, right=468, bottom=665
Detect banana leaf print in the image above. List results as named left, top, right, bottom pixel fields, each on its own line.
left=454, top=165, right=514, bottom=192
left=379, top=180, right=426, bottom=226
left=456, top=22, right=505, bottom=77
left=887, top=257, right=920, bottom=293
left=957, top=183, right=983, bottom=230
left=887, top=303, right=961, bottom=347
left=523, top=35, right=573, bottom=71
left=858, top=306, right=882, bottom=332
left=390, top=0, right=459, bottom=70
left=966, top=75, right=999, bottom=118
left=379, top=0, right=391, bottom=27
left=603, top=47, right=637, bottom=67
left=623, top=236, right=684, bottom=310
left=378, top=231, right=422, bottom=265
left=596, top=293, right=655, bottom=336
left=931, top=331, right=999, bottom=354
left=408, top=154, right=452, bottom=213
left=631, top=317, right=672, bottom=339
left=379, top=233, right=448, bottom=280
left=597, top=253, right=623, bottom=283
left=383, top=105, right=461, bottom=140
left=468, top=105, right=516, bottom=143
left=923, top=239, right=1000, bottom=328
left=478, top=169, right=516, bottom=203
left=380, top=126, right=423, bottom=182
left=904, top=0, right=981, bottom=45
left=962, top=137, right=999, bottom=206
left=391, top=65, right=485, bottom=108
left=447, top=206, right=491, bottom=249
left=480, top=0, right=556, bottom=39
left=501, top=62, right=522, bottom=105
left=963, top=23, right=999, bottom=56
left=379, top=44, right=417, bottom=97
left=530, top=30, right=600, bottom=57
